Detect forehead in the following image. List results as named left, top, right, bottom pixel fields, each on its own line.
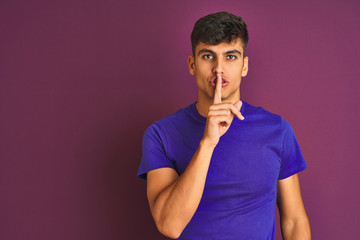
left=195, top=40, right=244, bottom=55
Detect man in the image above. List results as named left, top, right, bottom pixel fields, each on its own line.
left=137, top=12, right=311, bottom=239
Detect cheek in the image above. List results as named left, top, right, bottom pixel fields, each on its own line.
left=228, top=63, right=244, bottom=75
left=194, top=64, right=208, bottom=77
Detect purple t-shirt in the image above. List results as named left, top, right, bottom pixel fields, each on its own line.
left=137, top=101, right=307, bottom=240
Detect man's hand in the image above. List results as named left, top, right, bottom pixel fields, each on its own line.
left=202, top=73, right=244, bottom=146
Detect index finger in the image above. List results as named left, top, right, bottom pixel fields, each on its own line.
left=213, top=73, right=222, bottom=104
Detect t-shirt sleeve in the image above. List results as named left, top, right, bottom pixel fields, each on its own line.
left=278, top=120, right=307, bottom=180
left=137, top=122, right=175, bottom=180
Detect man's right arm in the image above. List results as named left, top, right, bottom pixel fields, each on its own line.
left=146, top=73, right=244, bottom=238
left=147, top=139, right=216, bottom=239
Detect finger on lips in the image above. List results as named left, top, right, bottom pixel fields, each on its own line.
left=213, top=73, right=222, bottom=104
left=212, top=73, right=244, bottom=121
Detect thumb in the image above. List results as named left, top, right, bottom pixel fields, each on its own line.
left=234, top=100, right=242, bottom=110
left=234, top=100, right=245, bottom=120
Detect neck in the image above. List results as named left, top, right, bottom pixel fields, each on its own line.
left=196, top=89, right=240, bottom=117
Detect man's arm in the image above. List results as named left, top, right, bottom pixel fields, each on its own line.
left=147, top=139, right=215, bottom=238
left=146, top=73, right=243, bottom=238
left=277, top=174, right=311, bottom=239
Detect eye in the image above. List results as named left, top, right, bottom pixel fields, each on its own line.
left=226, top=55, right=237, bottom=60
left=202, top=54, right=214, bottom=60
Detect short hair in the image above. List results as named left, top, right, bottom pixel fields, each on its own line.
left=190, top=12, right=249, bottom=56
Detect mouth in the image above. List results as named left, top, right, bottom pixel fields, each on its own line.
left=210, top=76, right=229, bottom=87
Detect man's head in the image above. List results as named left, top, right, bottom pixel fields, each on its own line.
left=188, top=12, right=249, bottom=105
left=191, top=12, right=249, bottom=56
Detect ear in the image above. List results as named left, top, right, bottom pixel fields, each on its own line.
left=241, top=56, right=249, bottom=77
left=187, top=55, right=195, bottom=76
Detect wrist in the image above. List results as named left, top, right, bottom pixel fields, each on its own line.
left=199, top=138, right=218, bottom=150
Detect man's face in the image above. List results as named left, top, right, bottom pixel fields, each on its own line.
left=187, top=39, right=248, bottom=103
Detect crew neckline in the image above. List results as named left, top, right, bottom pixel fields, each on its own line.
left=189, top=101, right=247, bottom=124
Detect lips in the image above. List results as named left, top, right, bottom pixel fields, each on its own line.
left=210, top=77, right=229, bottom=86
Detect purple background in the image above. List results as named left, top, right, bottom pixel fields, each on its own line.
left=1, top=0, right=359, bottom=239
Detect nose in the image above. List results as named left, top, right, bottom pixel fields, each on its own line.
left=212, top=58, right=224, bottom=75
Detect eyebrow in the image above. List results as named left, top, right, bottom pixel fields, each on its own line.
left=225, top=50, right=242, bottom=56
left=197, top=48, right=242, bottom=57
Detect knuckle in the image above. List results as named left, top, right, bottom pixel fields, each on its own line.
left=208, top=110, right=216, bottom=116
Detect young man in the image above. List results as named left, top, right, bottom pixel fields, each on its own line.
left=137, top=12, right=311, bottom=239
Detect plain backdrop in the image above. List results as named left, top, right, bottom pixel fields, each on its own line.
left=1, top=0, right=359, bottom=239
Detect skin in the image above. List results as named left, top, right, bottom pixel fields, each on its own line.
left=187, top=40, right=248, bottom=123
left=146, top=39, right=311, bottom=239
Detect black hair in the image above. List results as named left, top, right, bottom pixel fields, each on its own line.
left=191, top=12, right=249, bottom=56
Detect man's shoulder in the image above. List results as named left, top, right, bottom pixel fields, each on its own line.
left=145, top=102, right=196, bottom=133
left=243, top=101, right=288, bottom=127
left=158, top=102, right=194, bottom=123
